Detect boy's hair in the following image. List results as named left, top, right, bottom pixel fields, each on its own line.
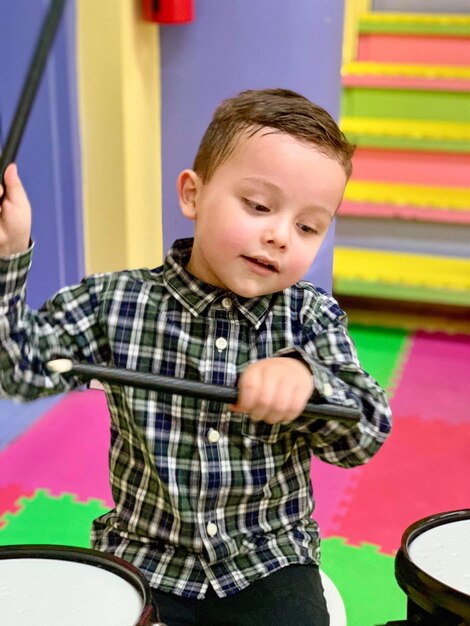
left=193, top=88, right=355, bottom=182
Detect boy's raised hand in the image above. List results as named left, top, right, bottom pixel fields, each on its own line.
left=232, top=357, right=314, bottom=424
left=0, top=163, right=32, bottom=257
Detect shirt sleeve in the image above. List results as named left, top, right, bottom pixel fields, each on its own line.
left=278, top=290, right=392, bottom=468
left=0, top=245, right=111, bottom=401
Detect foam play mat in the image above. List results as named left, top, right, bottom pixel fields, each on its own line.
left=1, top=323, right=469, bottom=625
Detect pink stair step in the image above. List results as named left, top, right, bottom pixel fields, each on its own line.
left=338, top=201, right=470, bottom=224
left=351, top=147, right=470, bottom=187
left=342, top=73, right=470, bottom=92
left=358, top=33, right=470, bottom=66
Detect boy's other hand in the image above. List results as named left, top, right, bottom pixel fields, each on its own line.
left=232, top=357, right=314, bottom=424
left=0, top=163, right=32, bottom=256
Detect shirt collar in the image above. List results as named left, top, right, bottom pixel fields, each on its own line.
left=163, top=238, right=274, bottom=327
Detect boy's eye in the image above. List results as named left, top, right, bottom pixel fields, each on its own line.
left=244, top=199, right=270, bottom=213
left=297, top=223, right=317, bottom=235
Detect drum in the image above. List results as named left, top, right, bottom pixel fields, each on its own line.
left=395, top=509, right=470, bottom=625
left=0, top=544, right=157, bottom=625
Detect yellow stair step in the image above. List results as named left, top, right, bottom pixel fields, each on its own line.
left=344, top=180, right=470, bottom=211
left=334, top=247, right=470, bottom=292
left=340, top=117, right=470, bottom=142
left=361, top=12, right=470, bottom=27
left=342, top=61, right=470, bottom=80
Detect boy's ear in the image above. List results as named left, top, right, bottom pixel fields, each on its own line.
left=177, top=169, right=201, bottom=220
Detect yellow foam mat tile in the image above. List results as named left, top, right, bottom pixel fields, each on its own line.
left=340, top=117, right=470, bottom=142
left=342, top=61, right=470, bottom=80
left=334, top=248, right=470, bottom=292
left=344, top=180, right=470, bottom=211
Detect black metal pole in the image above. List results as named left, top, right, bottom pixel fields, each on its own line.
left=0, top=0, right=67, bottom=182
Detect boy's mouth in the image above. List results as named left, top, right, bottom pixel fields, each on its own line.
left=241, top=255, right=279, bottom=273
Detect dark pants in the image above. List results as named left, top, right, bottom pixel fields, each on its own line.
left=151, top=564, right=329, bottom=626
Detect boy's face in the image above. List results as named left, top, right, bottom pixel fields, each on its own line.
left=178, top=130, right=347, bottom=298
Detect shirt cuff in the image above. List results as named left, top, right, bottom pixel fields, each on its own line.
left=275, top=346, right=363, bottom=441
left=276, top=346, right=357, bottom=406
left=0, top=242, right=34, bottom=301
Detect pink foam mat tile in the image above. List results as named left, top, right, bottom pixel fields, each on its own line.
left=0, top=390, right=114, bottom=507
left=391, top=331, right=470, bottom=425
left=310, top=458, right=366, bottom=536
left=328, top=414, right=470, bottom=555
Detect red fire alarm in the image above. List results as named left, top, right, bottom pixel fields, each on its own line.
left=142, top=0, right=194, bottom=24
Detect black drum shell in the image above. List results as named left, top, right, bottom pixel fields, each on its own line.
left=395, top=509, right=470, bottom=624
left=0, top=544, right=156, bottom=625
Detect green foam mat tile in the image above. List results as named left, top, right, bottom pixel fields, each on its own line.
left=321, top=537, right=406, bottom=626
left=0, top=489, right=110, bottom=548
left=347, top=324, right=409, bottom=394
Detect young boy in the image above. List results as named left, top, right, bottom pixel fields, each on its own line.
left=0, top=88, right=391, bottom=625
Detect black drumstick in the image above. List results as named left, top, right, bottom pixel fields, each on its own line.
left=46, top=358, right=361, bottom=424
left=0, top=0, right=67, bottom=182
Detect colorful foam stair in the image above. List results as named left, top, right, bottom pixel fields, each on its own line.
left=336, top=11, right=470, bottom=306
left=1, top=324, right=470, bottom=625
left=334, top=248, right=470, bottom=306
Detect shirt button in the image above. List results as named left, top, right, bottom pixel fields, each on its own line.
left=323, top=383, right=333, bottom=397
left=207, top=522, right=218, bottom=537
left=207, top=428, right=220, bottom=443
left=215, top=337, right=228, bottom=351
left=222, top=297, right=233, bottom=310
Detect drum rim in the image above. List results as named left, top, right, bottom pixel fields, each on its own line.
left=0, top=544, right=155, bottom=625
left=395, top=509, right=470, bottom=621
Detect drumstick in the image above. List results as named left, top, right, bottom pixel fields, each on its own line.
left=0, top=0, right=67, bottom=182
left=46, top=358, right=362, bottom=424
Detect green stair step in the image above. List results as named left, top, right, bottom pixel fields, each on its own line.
left=359, top=12, right=470, bottom=37
left=342, top=87, right=470, bottom=123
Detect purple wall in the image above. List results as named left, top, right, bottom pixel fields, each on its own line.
left=0, top=0, right=83, bottom=307
left=160, top=0, right=346, bottom=292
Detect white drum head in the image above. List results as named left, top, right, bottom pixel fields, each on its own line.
left=408, top=519, right=470, bottom=595
left=396, top=510, right=470, bottom=623
left=0, top=557, right=144, bottom=626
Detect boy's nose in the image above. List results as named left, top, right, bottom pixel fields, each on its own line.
left=263, top=222, right=289, bottom=250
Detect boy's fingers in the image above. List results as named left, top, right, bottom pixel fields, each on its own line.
left=3, top=164, right=23, bottom=200
left=234, top=368, right=261, bottom=413
left=3, top=163, right=17, bottom=183
left=250, top=379, right=278, bottom=421
left=238, top=372, right=282, bottom=422
left=0, top=164, right=11, bottom=199
left=2, top=165, right=30, bottom=217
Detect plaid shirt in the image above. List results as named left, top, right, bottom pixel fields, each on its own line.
left=0, top=238, right=391, bottom=599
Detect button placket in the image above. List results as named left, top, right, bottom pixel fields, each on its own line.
left=215, top=336, right=228, bottom=351
left=221, top=297, right=233, bottom=311
left=197, top=309, right=231, bottom=550
left=207, top=428, right=220, bottom=443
